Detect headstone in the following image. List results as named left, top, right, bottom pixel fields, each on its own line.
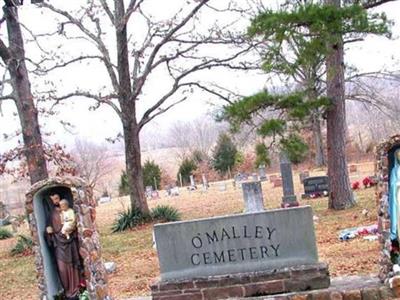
left=302, top=176, right=329, bottom=198
left=234, top=173, right=247, bottom=184
left=151, top=190, right=160, bottom=199
left=279, top=152, right=298, bottom=207
left=153, top=206, right=319, bottom=281
left=104, top=261, right=117, bottom=274
left=166, top=185, right=172, bottom=196
left=170, top=187, right=180, bottom=196
left=202, top=174, right=208, bottom=190
left=218, top=182, right=227, bottom=192
left=258, top=165, right=267, bottom=181
left=299, top=171, right=310, bottom=183
left=242, top=181, right=264, bottom=213
left=252, top=173, right=259, bottom=181
left=190, top=175, right=196, bottom=189
left=179, top=173, right=183, bottom=187
left=98, top=196, right=111, bottom=204
left=145, top=186, right=153, bottom=198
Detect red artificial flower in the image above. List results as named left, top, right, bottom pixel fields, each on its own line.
left=352, top=181, right=360, bottom=190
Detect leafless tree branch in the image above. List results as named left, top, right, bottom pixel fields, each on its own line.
left=122, top=0, right=145, bottom=27
left=51, top=91, right=121, bottom=117
left=133, top=0, right=210, bottom=99
left=362, top=0, right=397, bottom=9
left=40, top=2, right=120, bottom=92
left=99, top=0, right=115, bottom=25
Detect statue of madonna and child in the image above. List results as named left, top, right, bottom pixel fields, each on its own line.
left=45, top=192, right=83, bottom=300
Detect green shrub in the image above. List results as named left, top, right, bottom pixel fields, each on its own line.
left=118, top=171, right=130, bottom=196
left=177, top=158, right=197, bottom=185
left=280, top=133, right=309, bottom=164
left=0, top=227, right=12, bottom=240
left=255, top=143, right=271, bottom=167
left=211, top=133, right=238, bottom=175
left=151, top=205, right=181, bottom=223
left=143, top=160, right=162, bottom=190
left=112, top=207, right=150, bottom=232
left=11, top=235, right=33, bottom=256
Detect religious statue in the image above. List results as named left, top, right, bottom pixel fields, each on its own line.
left=46, top=193, right=82, bottom=300
left=389, top=149, right=400, bottom=242
left=60, top=199, right=77, bottom=240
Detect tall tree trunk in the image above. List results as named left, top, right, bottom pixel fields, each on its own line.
left=325, top=0, right=355, bottom=209
left=122, top=115, right=149, bottom=214
left=115, top=0, right=148, bottom=214
left=5, top=7, right=48, bottom=184
left=311, top=114, right=326, bottom=167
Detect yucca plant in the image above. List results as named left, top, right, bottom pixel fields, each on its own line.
left=11, top=235, right=33, bottom=256
left=151, top=205, right=181, bottom=223
left=0, top=227, right=12, bottom=240
left=112, top=207, right=150, bottom=233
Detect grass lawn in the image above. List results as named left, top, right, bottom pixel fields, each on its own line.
left=0, top=162, right=380, bottom=299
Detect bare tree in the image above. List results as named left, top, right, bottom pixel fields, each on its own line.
left=347, top=78, right=400, bottom=145
left=72, top=139, right=118, bottom=192
left=0, top=4, right=48, bottom=184
left=167, top=116, right=227, bottom=158
left=33, top=0, right=257, bottom=213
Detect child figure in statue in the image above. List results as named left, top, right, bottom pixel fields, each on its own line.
left=59, top=199, right=76, bottom=240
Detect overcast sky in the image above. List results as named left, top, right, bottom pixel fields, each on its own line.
left=0, top=0, right=400, bottom=152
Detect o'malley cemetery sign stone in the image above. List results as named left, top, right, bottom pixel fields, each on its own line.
left=154, top=206, right=318, bottom=281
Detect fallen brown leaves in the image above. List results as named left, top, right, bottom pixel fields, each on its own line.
left=0, top=162, right=380, bottom=299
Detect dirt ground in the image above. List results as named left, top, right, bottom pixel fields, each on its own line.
left=0, top=162, right=380, bottom=299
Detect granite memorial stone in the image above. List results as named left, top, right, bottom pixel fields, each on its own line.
left=279, top=152, right=298, bottom=207
left=252, top=173, right=259, bottom=181
left=202, top=174, right=208, bottom=189
left=145, top=186, right=153, bottom=198
left=219, top=182, right=227, bottom=192
left=258, top=165, right=267, bottom=181
left=242, top=181, right=265, bottom=213
left=302, top=176, right=329, bottom=198
left=154, top=206, right=318, bottom=281
left=190, top=175, right=195, bottom=186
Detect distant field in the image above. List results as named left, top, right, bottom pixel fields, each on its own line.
left=0, top=162, right=379, bottom=299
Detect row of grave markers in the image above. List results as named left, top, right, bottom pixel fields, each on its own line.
left=151, top=152, right=331, bottom=298
left=143, top=160, right=331, bottom=204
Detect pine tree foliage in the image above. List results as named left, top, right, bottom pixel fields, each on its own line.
left=221, top=0, right=391, bottom=164
left=211, top=133, right=238, bottom=175
left=119, top=170, right=130, bottom=196
left=177, top=158, right=197, bottom=186
left=255, top=143, right=271, bottom=167
left=143, top=160, right=161, bottom=190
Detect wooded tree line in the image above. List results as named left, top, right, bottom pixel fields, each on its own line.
left=0, top=0, right=398, bottom=213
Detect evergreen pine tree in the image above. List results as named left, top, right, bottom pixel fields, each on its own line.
left=212, top=133, right=238, bottom=175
